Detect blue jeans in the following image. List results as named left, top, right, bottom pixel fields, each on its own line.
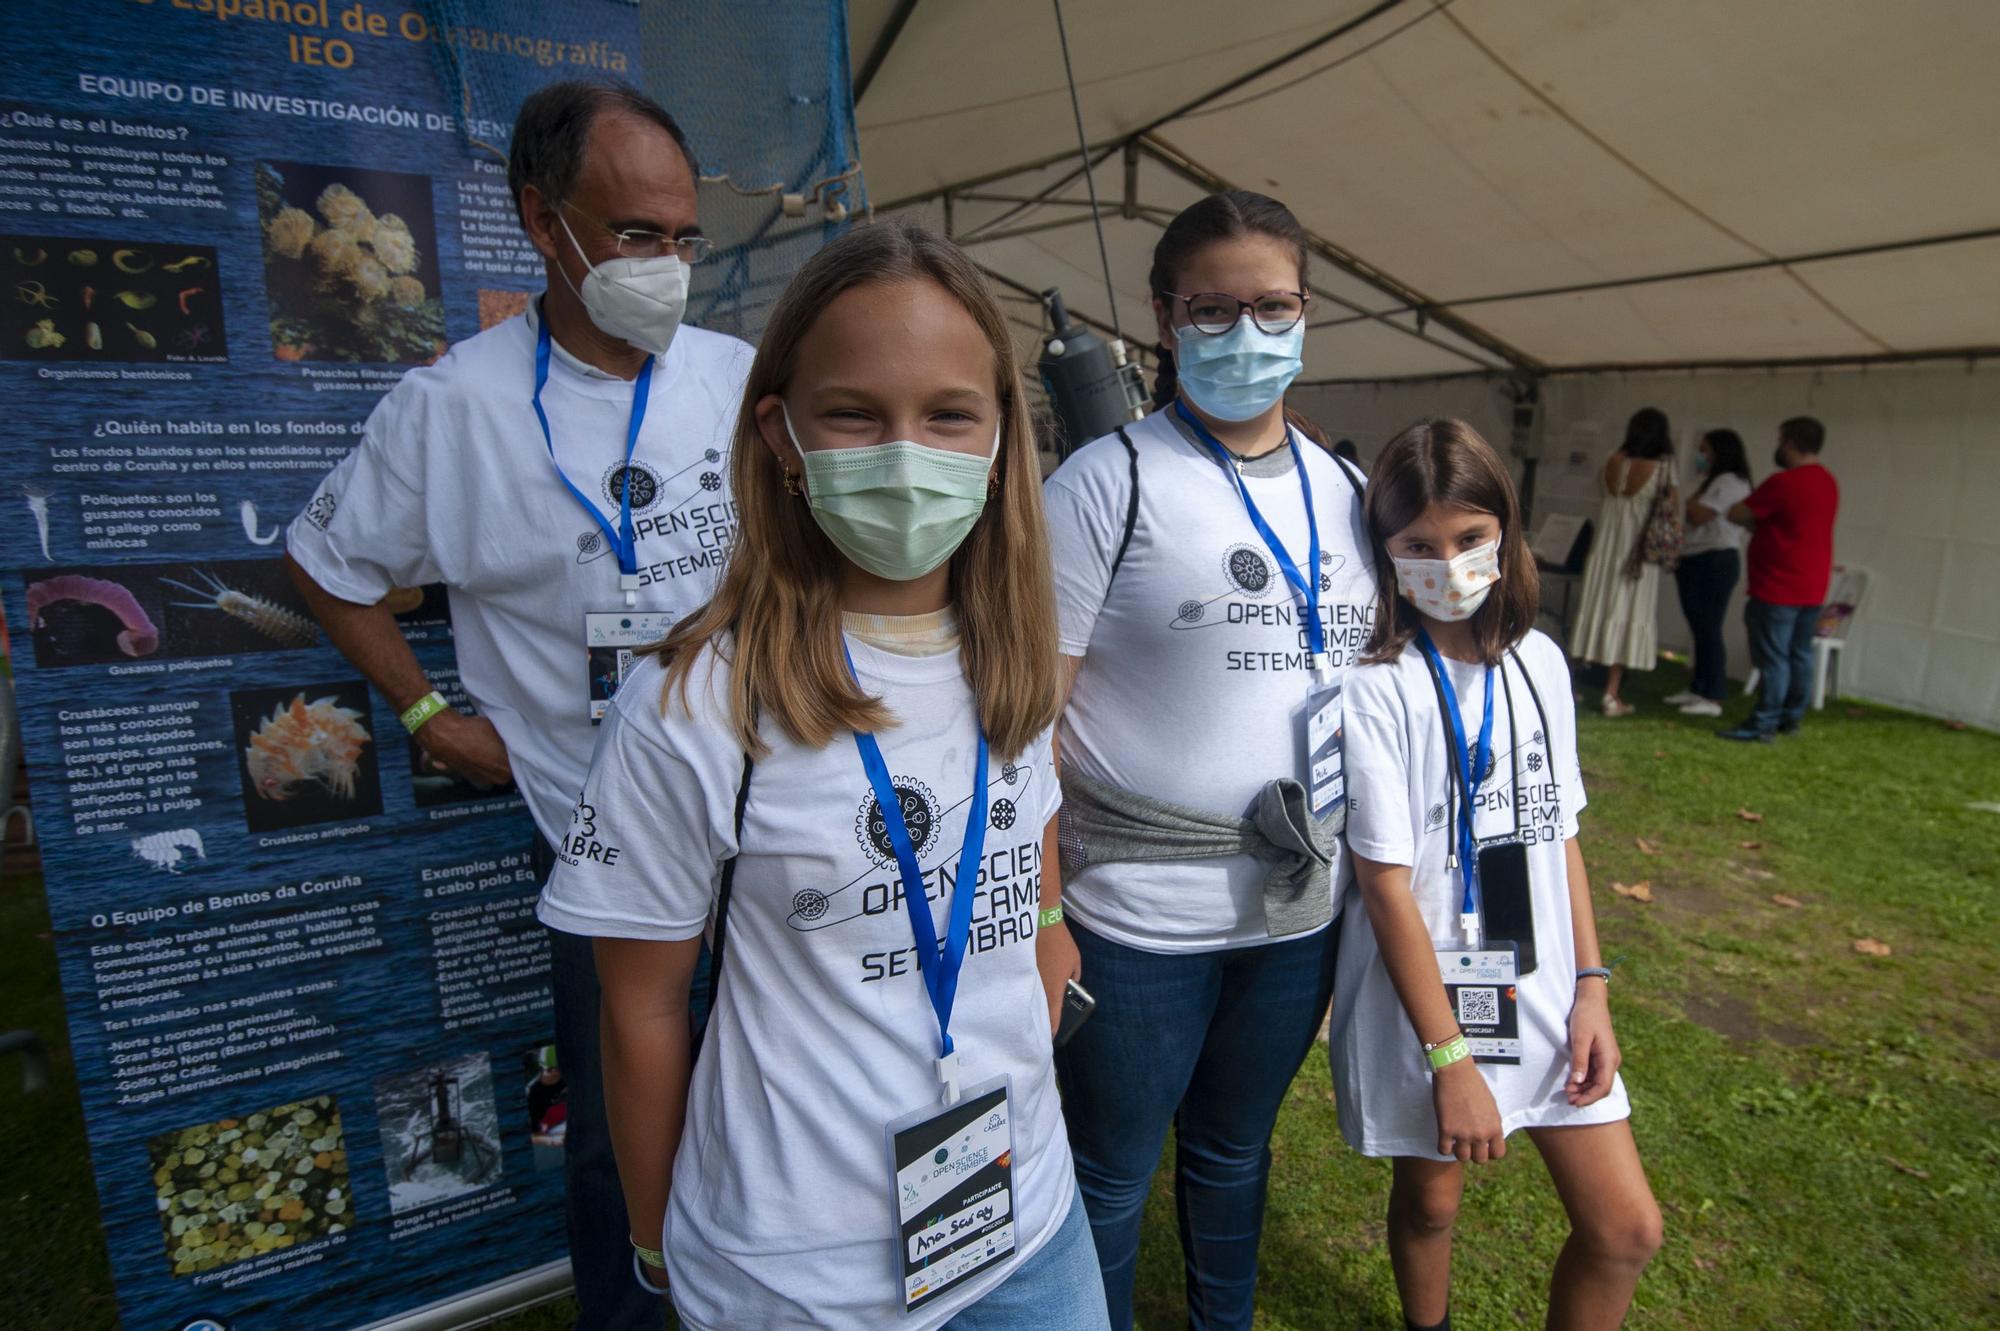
left=1745, top=598, right=1820, bottom=734
left=1053, top=919, right=1338, bottom=1331
left=537, top=838, right=710, bottom=1330
left=1674, top=549, right=1739, bottom=701
left=942, top=1191, right=1113, bottom=1331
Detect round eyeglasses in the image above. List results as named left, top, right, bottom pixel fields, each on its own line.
left=562, top=200, right=714, bottom=265
left=1167, top=290, right=1309, bottom=336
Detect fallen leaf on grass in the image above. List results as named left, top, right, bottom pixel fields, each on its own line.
left=1852, top=937, right=1893, bottom=957
left=1652, top=750, right=1667, bottom=759
left=1945, top=720, right=1967, bottom=731
left=1739, top=840, right=1763, bottom=850
left=1770, top=894, right=1802, bottom=909
left=1743, top=867, right=1776, bottom=881
left=1737, top=808, right=1765, bottom=823
left=1611, top=881, right=1655, bottom=903
left=1886, top=1156, right=1930, bottom=1180
left=1635, top=836, right=1661, bottom=856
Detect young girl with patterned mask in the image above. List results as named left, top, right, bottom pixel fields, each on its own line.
left=538, top=221, right=1108, bottom=1331
left=1332, top=419, right=1661, bottom=1331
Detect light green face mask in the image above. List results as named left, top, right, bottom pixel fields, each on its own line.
left=785, top=405, right=998, bottom=581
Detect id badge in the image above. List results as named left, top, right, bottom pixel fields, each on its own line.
left=1435, top=945, right=1522, bottom=1064
left=585, top=611, right=678, bottom=722
left=885, top=1076, right=1017, bottom=1314
left=1298, top=677, right=1345, bottom=829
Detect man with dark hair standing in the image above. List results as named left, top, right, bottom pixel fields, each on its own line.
left=1718, top=415, right=1839, bottom=742
left=286, top=81, right=750, bottom=1324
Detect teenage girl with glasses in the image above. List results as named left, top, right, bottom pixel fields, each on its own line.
left=1043, top=190, right=1373, bottom=1331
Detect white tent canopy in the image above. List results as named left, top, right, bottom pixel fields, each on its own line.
left=849, top=0, right=2000, bottom=381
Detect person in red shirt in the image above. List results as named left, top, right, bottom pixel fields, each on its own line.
left=1717, top=416, right=1839, bottom=741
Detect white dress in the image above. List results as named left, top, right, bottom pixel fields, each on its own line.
left=1571, top=456, right=1662, bottom=672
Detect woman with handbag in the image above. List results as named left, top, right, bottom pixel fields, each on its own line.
left=1569, top=408, right=1679, bottom=716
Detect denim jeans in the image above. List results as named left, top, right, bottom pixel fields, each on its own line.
left=941, top=1191, right=1113, bottom=1331
left=1053, top=919, right=1338, bottom=1331
left=535, top=837, right=710, bottom=1330
left=1674, top=548, right=1739, bottom=701
left=1744, top=597, right=1821, bottom=734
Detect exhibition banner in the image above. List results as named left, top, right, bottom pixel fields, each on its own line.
left=1, top=3, right=645, bottom=1325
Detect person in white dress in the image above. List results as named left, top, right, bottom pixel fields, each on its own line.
left=1333, top=417, right=1661, bottom=1331
left=1570, top=408, right=1674, bottom=716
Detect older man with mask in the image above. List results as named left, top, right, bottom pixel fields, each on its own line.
left=286, top=82, right=749, bottom=1325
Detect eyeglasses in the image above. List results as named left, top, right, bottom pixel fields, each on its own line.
left=562, top=200, right=714, bottom=265
left=1167, top=290, right=1309, bottom=336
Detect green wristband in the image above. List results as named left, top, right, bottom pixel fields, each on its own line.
left=1426, top=1033, right=1471, bottom=1070
left=631, top=1238, right=666, bottom=1269
left=1037, top=905, right=1065, bottom=929
left=399, top=691, right=449, bottom=735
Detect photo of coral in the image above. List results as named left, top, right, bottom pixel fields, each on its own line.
left=476, top=287, right=532, bottom=331
left=374, top=1051, right=504, bottom=1214
left=229, top=679, right=384, bottom=833
left=3, top=235, right=227, bottom=364
left=147, top=1094, right=352, bottom=1277
left=256, top=161, right=445, bottom=364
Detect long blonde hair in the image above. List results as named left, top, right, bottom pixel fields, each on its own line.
left=652, top=220, right=1063, bottom=760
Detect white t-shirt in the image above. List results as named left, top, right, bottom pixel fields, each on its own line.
left=1330, top=630, right=1630, bottom=1158
left=286, top=303, right=752, bottom=846
left=536, top=640, right=1072, bottom=1331
left=1044, top=408, right=1375, bottom=952
left=1681, top=472, right=1752, bottom=555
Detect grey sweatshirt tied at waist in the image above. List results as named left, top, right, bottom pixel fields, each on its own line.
left=1057, top=768, right=1337, bottom=938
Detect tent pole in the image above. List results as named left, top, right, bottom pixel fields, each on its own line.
left=854, top=0, right=923, bottom=105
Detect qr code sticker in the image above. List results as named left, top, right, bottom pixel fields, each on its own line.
left=1455, top=986, right=1501, bottom=1027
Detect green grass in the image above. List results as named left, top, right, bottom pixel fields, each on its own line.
left=7, top=665, right=1997, bottom=1329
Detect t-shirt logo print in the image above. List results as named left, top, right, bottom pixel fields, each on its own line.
left=855, top=777, right=941, bottom=869
left=1169, top=543, right=1276, bottom=628
left=575, top=529, right=612, bottom=564
left=601, top=461, right=662, bottom=515
left=304, top=492, right=337, bottom=530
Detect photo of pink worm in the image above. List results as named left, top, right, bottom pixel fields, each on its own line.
left=26, top=574, right=160, bottom=656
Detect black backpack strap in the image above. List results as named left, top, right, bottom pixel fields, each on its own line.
left=703, top=747, right=755, bottom=1022
left=1330, top=452, right=1366, bottom=498
left=1108, top=425, right=1141, bottom=586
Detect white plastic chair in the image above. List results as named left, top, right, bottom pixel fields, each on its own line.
left=1742, top=564, right=1870, bottom=710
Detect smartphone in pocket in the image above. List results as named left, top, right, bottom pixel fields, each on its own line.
left=1054, top=979, right=1096, bottom=1048
left=1476, top=839, right=1537, bottom=975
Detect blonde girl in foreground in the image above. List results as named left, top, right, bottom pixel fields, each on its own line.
left=538, top=221, right=1108, bottom=1331
left=1331, top=419, right=1662, bottom=1330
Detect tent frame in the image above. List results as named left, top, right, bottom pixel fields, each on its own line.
left=856, top=0, right=2000, bottom=381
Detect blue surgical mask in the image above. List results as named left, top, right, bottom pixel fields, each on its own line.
left=1172, top=316, right=1304, bottom=422
left=1694, top=453, right=1710, bottom=473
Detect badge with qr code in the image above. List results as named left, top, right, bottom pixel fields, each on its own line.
left=1435, top=946, right=1522, bottom=1064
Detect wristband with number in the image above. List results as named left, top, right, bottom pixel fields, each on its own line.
left=1037, top=905, right=1065, bottom=929
left=399, top=691, right=449, bottom=735
left=1424, top=1032, right=1470, bottom=1070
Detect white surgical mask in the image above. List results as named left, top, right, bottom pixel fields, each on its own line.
left=557, top=211, right=688, bottom=357
left=1393, top=538, right=1502, bottom=621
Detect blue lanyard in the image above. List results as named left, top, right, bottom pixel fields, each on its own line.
left=1172, top=400, right=1326, bottom=674
left=1415, top=628, right=1494, bottom=923
left=532, top=312, right=653, bottom=581
left=845, top=648, right=990, bottom=1097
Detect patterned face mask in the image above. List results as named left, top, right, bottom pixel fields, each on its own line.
left=1392, top=537, right=1501, bottom=621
